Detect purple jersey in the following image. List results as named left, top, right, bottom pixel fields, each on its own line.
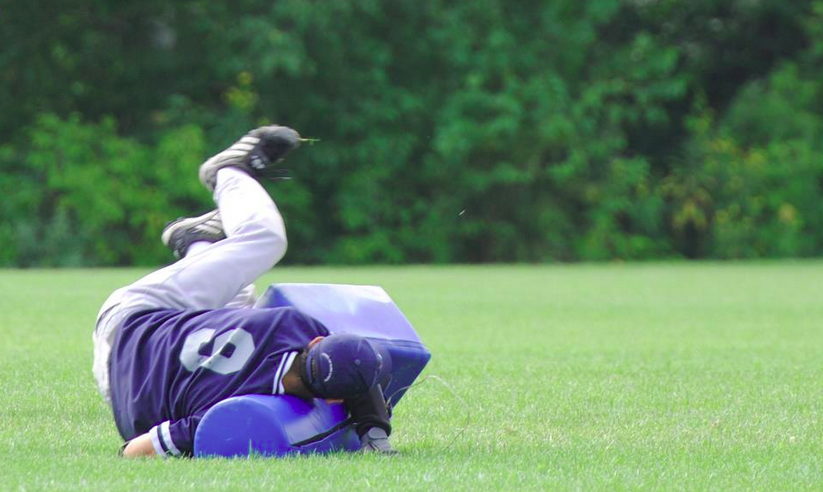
left=109, top=306, right=328, bottom=456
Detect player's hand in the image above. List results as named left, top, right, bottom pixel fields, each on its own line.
left=121, top=433, right=157, bottom=458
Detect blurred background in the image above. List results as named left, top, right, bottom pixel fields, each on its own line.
left=1, top=0, right=822, bottom=267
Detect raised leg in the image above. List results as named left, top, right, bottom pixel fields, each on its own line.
left=110, top=167, right=285, bottom=313
left=93, top=167, right=286, bottom=400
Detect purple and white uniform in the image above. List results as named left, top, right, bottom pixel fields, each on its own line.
left=93, top=167, right=295, bottom=456
left=94, top=158, right=393, bottom=457
left=109, top=306, right=328, bottom=457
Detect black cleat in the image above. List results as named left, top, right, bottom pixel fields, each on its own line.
left=161, top=210, right=226, bottom=259
left=359, top=427, right=397, bottom=455
left=199, top=125, right=301, bottom=191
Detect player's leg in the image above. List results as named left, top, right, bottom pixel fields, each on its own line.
left=93, top=126, right=298, bottom=399
left=163, top=213, right=257, bottom=308
left=106, top=166, right=286, bottom=314
left=126, top=124, right=300, bottom=311
left=94, top=168, right=286, bottom=396
left=223, top=284, right=258, bottom=309
left=104, top=125, right=298, bottom=315
left=188, top=238, right=258, bottom=309
left=155, top=167, right=283, bottom=298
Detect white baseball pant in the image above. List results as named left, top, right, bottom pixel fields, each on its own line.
left=92, top=168, right=287, bottom=402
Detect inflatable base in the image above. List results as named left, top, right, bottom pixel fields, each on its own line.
left=194, top=283, right=430, bottom=458
left=194, top=395, right=359, bottom=457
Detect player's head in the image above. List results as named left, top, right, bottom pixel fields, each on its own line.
left=297, top=333, right=391, bottom=400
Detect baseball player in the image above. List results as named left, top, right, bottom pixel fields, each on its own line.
left=93, top=126, right=395, bottom=457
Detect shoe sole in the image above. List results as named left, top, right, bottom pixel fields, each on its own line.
left=161, top=210, right=223, bottom=247
left=198, top=126, right=301, bottom=191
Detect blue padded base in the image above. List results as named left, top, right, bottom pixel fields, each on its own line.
left=194, top=395, right=360, bottom=458
left=194, top=283, right=431, bottom=458
left=255, top=283, right=432, bottom=405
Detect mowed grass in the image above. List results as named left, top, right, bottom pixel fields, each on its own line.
left=1, top=262, right=823, bottom=491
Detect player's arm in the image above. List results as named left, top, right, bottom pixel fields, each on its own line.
left=121, top=433, right=156, bottom=458
left=121, top=416, right=202, bottom=458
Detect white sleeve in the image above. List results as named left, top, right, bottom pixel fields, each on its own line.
left=148, top=421, right=183, bottom=458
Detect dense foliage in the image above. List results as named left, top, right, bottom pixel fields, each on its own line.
left=2, top=0, right=823, bottom=266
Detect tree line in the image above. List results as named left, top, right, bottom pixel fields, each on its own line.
left=2, top=0, right=823, bottom=266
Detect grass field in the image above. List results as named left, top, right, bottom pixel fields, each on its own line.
left=1, top=262, right=823, bottom=491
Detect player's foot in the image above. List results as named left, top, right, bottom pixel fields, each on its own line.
left=199, top=125, right=301, bottom=191
left=359, top=427, right=397, bottom=455
left=161, top=210, right=226, bottom=259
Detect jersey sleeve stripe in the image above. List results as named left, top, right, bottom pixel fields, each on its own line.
left=160, top=420, right=182, bottom=456
left=278, top=351, right=298, bottom=395
left=149, top=425, right=169, bottom=458
left=272, top=353, right=288, bottom=395
left=272, top=351, right=299, bottom=395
